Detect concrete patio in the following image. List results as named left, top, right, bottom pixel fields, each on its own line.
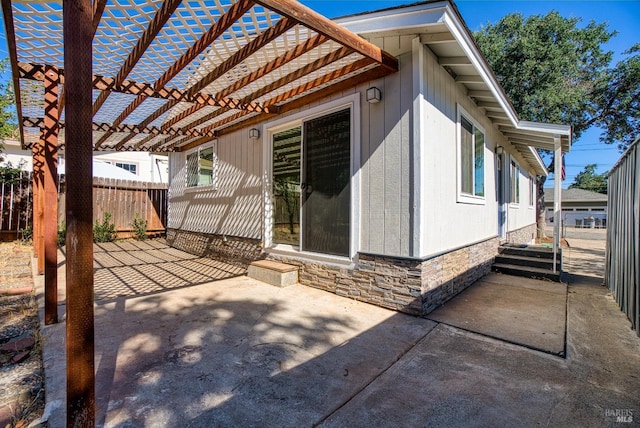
left=35, top=240, right=640, bottom=427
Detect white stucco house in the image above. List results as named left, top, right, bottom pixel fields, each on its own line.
left=165, top=1, right=571, bottom=316
left=1, top=139, right=169, bottom=183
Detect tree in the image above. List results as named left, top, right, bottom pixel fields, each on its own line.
left=0, top=59, right=17, bottom=140
left=474, top=12, right=639, bottom=237
left=569, top=164, right=608, bottom=194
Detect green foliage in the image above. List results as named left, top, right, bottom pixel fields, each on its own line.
left=591, top=44, right=640, bottom=150
left=474, top=11, right=615, bottom=142
left=21, top=225, right=32, bottom=243
left=569, top=163, right=608, bottom=194
left=131, top=213, right=147, bottom=241
left=93, top=212, right=117, bottom=243
left=475, top=12, right=640, bottom=151
left=0, top=161, right=26, bottom=184
left=57, top=221, right=66, bottom=247
left=0, top=58, right=17, bottom=139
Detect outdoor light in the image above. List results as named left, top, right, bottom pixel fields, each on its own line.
left=249, top=128, right=260, bottom=140
left=496, top=145, right=504, bottom=155
left=366, top=87, right=382, bottom=103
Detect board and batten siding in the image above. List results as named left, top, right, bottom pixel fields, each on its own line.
left=418, top=42, right=536, bottom=257
left=168, top=128, right=262, bottom=239
left=360, top=38, right=415, bottom=258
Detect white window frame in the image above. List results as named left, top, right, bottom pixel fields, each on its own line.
left=528, top=174, right=535, bottom=208
left=510, top=159, right=520, bottom=206
left=185, top=140, right=218, bottom=191
left=262, top=94, right=361, bottom=263
left=114, top=161, right=138, bottom=175
left=456, top=105, right=486, bottom=205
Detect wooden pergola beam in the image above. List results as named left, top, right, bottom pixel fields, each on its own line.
left=187, top=16, right=297, bottom=95
left=160, top=45, right=355, bottom=147
left=92, top=0, right=183, bottom=115
left=23, top=117, right=217, bottom=140
left=1, top=0, right=25, bottom=145
left=177, top=60, right=387, bottom=152
left=94, top=0, right=255, bottom=149
left=18, top=63, right=272, bottom=114
left=144, top=32, right=331, bottom=142
left=254, top=0, right=398, bottom=72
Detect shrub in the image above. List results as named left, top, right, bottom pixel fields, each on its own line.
left=57, top=221, right=66, bottom=247
left=20, top=225, right=32, bottom=243
left=131, top=213, right=147, bottom=241
left=93, top=212, right=117, bottom=243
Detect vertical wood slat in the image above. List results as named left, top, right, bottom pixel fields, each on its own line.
left=43, top=64, right=59, bottom=325
left=63, top=0, right=95, bottom=425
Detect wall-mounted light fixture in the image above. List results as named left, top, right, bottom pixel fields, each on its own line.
left=496, top=145, right=504, bottom=155
left=249, top=128, right=260, bottom=140
left=366, top=87, right=382, bottom=103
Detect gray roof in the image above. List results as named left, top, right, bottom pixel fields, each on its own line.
left=544, top=188, right=608, bottom=203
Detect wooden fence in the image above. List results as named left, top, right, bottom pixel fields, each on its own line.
left=0, top=171, right=31, bottom=241
left=0, top=174, right=168, bottom=241
left=605, top=136, right=639, bottom=337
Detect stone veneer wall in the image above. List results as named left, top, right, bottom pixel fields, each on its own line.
left=166, top=229, right=262, bottom=268
left=268, top=236, right=500, bottom=316
left=506, top=223, right=537, bottom=244
left=166, top=229, right=499, bottom=316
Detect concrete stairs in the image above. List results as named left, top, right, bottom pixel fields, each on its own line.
left=492, top=244, right=563, bottom=282
left=247, top=260, right=299, bottom=287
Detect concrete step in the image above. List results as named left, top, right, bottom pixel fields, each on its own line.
left=499, top=245, right=560, bottom=260
left=495, top=254, right=558, bottom=271
left=247, top=260, right=299, bottom=287
left=492, top=263, right=561, bottom=282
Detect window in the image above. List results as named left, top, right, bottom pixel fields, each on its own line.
left=529, top=175, right=535, bottom=207
left=115, top=162, right=137, bottom=175
left=459, top=113, right=485, bottom=199
left=186, top=142, right=217, bottom=188
left=510, top=161, right=520, bottom=204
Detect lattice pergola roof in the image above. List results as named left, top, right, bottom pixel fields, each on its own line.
left=2, top=0, right=398, bottom=152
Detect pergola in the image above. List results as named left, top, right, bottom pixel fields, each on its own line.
left=2, top=0, right=398, bottom=424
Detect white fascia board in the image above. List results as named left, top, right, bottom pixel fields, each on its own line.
left=335, top=2, right=448, bottom=35
left=439, top=8, right=520, bottom=126
left=529, top=146, right=548, bottom=176
left=516, top=120, right=572, bottom=136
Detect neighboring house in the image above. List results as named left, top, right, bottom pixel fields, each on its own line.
left=544, top=187, right=607, bottom=227
left=167, top=1, right=570, bottom=316
left=1, top=139, right=169, bottom=183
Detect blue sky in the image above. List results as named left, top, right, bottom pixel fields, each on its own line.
left=1, top=1, right=638, bottom=188
left=301, top=0, right=639, bottom=188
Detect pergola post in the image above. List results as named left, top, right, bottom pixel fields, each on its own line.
left=32, top=141, right=45, bottom=275
left=63, top=0, right=95, bottom=425
left=553, top=135, right=562, bottom=273
left=43, top=65, right=59, bottom=325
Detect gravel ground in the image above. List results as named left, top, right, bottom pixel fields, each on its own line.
left=0, top=242, right=44, bottom=428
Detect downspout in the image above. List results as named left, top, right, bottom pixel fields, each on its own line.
left=553, top=135, right=562, bottom=273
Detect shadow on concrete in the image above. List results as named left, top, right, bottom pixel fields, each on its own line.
left=57, top=240, right=246, bottom=304
left=42, top=279, right=433, bottom=427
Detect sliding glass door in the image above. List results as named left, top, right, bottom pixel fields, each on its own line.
left=272, top=108, right=351, bottom=257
